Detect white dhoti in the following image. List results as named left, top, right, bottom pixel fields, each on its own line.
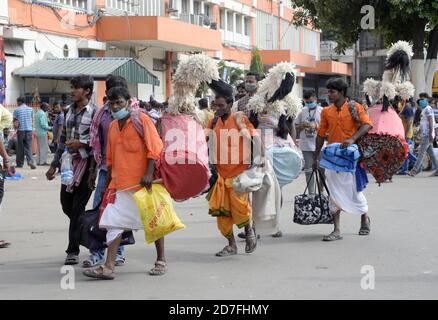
left=251, top=161, right=282, bottom=235
left=99, top=191, right=144, bottom=245
left=325, top=170, right=368, bottom=215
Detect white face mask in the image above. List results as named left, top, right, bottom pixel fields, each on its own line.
left=245, top=83, right=257, bottom=93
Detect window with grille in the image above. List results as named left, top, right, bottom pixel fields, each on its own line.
left=40, top=0, right=87, bottom=10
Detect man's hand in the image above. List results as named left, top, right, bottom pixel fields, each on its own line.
left=46, top=166, right=57, bottom=181
left=66, top=139, right=83, bottom=151
left=87, top=169, right=97, bottom=191
left=341, top=138, right=355, bottom=149
left=429, top=134, right=434, bottom=144
left=140, top=173, right=154, bottom=191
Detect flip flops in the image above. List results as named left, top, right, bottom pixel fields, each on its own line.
left=245, top=227, right=257, bottom=253
left=64, top=254, right=79, bottom=265
left=359, top=217, right=371, bottom=236
left=83, top=265, right=115, bottom=280
left=215, top=246, right=237, bottom=257
left=149, top=261, right=167, bottom=276
left=0, top=240, right=10, bottom=248
left=322, top=232, right=343, bottom=241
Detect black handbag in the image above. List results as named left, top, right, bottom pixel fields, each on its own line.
left=78, top=203, right=135, bottom=251
left=293, top=169, right=333, bottom=225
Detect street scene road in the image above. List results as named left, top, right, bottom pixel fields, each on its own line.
left=1, top=165, right=437, bottom=300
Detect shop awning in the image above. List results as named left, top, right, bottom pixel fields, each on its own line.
left=13, top=57, right=160, bottom=86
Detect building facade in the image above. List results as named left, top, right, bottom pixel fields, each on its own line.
left=0, top=0, right=351, bottom=107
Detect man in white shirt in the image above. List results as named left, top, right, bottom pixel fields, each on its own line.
left=409, top=93, right=438, bottom=177
left=295, top=89, right=324, bottom=193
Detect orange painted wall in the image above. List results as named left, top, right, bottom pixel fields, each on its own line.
left=260, top=50, right=316, bottom=68
left=97, top=16, right=222, bottom=51
left=221, top=46, right=252, bottom=66
left=300, top=61, right=352, bottom=76
left=256, top=0, right=278, bottom=14
left=8, top=0, right=97, bottom=39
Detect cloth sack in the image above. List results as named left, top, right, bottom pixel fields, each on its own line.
left=267, top=146, right=302, bottom=187
left=232, top=165, right=264, bottom=193
left=320, top=143, right=360, bottom=173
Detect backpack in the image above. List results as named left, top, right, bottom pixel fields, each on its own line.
left=319, top=143, right=360, bottom=173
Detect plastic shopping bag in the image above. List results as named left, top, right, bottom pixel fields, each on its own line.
left=133, top=184, right=185, bottom=244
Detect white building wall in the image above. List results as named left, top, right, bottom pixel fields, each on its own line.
left=0, top=0, right=8, bottom=24
left=255, top=10, right=279, bottom=50
left=302, top=27, right=318, bottom=57
left=105, top=46, right=166, bottom=102
left=281, top=20, right=300, bottom=52
left=4, top=30, right=79, bottom=105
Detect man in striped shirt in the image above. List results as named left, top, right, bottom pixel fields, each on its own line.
left=13, top=97, right=36, bottom=169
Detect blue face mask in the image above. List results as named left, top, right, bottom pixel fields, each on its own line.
left=111, top=108, right=130, bottom=120
left=306, top=101, right=317, bottom=109
left=419, top=99, right=428, bottom=109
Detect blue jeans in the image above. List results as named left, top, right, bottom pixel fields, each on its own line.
left=412, top=136, right=438, bottom=173
left=91, top=169, right=124, bottom=260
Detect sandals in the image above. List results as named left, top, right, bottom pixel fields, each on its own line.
left=359, top=217, right=371, bottom=236
left=215, top=245, right=237, bottom=257
left=322, top=232, right=343, bottom=242
left=82, top=254, right=105, bottom=268
left=245, top=227, right=257, bottom=253
left=0, top=240, right=10, bottom=248
left=271, top=231, right=283, bottom=238
left=64, top=254, right=79, bottom=265
left=237, top=232, right=260, bottom=240
left=83, top=265, right=115, bottom=280
left=149, top=261, right=167, bottom=276
left=115, top=257, right=126, bottom=267
left=407, top=170, right=417, bottom=177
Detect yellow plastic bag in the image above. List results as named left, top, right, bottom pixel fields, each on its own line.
left=133, top=184, right=185, bottom=244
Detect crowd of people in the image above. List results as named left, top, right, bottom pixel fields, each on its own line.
left=0, top=44, right=437, bottom=279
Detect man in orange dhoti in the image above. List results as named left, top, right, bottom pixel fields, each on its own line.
left=207, top=80, right=260, bottom=257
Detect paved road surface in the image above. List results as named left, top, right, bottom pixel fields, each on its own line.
left=0, top=165, right=437, bottom=299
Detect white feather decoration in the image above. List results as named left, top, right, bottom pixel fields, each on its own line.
left=363, top=78, right=381, bottom=98
left=395, top=81, right=415, bottom=100
left=387, top=40, right=414, bottom=59
left=283, top=94, right=303, bottom=119
left=169, top=54, right=219, bottom=115
left=247, top=61, right=300, bottom=117
left=380, top=82, right=397, bottom=100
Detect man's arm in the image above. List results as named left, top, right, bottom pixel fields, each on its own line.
left=140, top=159, right=155, bottom=190
left=313, top=135, right=325, bottom=162
left=341, top=123, right=372, bottom=148
left=0, top=138, right=11, bottom=175
left=429, top=115, right=435, bottom=143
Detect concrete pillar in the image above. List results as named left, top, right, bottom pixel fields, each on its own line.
left=165, top=51, right=173, bottom=99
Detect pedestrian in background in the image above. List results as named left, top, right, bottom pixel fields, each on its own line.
left=35, top=102, right=51, bottom=166
left=295, top=89, right=324, bottom=194
left=408, top=93, right=438, bottom=177
left=13, top=96, right=36, bottom=169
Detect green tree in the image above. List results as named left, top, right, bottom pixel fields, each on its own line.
left=293, top=0, right=438, bottom=96
left=250, top=48, right=264, bottom=76
left=218, top=61, right=244, bottom=85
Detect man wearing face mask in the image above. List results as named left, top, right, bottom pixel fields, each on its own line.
left=232, top=72, right=260, bottom=116
left=84, top=75, right=129, bottom=268
left=295, top=89, right=324, bottom=193
left=409, top=93, right=438, bottom=177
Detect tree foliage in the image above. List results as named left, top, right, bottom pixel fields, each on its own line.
left=292, top=0, right=438, bottom=57
left=250, top=48, right=264, bottom=76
